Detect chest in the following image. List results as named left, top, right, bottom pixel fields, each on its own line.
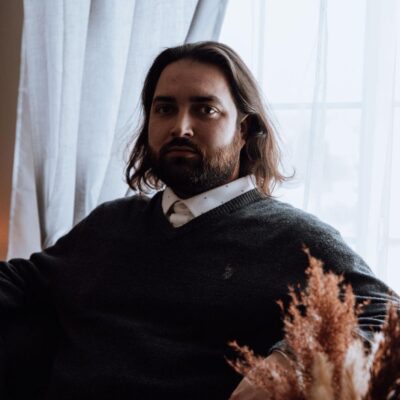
left=52, top=228, right=306, bottom=336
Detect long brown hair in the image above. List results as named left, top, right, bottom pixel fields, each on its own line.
left=125, top=41, right=290, bottom=196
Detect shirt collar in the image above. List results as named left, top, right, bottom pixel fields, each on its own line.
left=161, top=175, right=256, bottom=217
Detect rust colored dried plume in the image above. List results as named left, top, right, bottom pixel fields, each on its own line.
left=227, top=340, right=303, bottom=400
left=227, top=247, right=400, bottom=400
left=228, top=247, right=361, bottom=399
left=367, top=303, right=400, bottom=400
left=283, top=247, right=359, bottom=397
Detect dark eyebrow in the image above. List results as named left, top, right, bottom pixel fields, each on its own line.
left=152, top=96, right=176, bottom=104
left=152, top=95, right=223, bottom=106
left=188, top=95, right=223, bottom=106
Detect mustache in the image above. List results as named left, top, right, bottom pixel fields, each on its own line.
left=159, top=138, right=202, bottom=157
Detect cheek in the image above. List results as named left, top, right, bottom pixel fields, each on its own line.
left=147, top=118, right=164, bottom=150
left=199, top=119, right=238, bottom=148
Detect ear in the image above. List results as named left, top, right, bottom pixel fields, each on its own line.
left=239, top=114, right=250, bottom=145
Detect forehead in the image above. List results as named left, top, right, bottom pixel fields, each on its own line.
left=153, top=59, right=235, bottom=103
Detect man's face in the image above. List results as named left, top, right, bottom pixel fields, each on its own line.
left=147, top=59, right=247, bottom=198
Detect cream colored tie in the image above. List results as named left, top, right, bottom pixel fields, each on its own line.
left=168, top=200, right=193, bottom=228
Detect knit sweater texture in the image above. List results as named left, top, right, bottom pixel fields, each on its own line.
left=0, top=189, right=395, bottom=399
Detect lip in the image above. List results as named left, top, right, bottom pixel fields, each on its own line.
left=164, top=147, right=198, bottom=156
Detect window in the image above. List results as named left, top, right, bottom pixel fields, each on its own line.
left=220, top=0, right=400, bottom=292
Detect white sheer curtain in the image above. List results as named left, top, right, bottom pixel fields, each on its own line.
left=220, top=0, right=400, bottom=293
left=8, top=0, right=228, bottom=259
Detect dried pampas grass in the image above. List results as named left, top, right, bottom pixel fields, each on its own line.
left=308, top=352, right=335, bottom=400
left=228, top=247, right=400, bottom=400
left=367, top=303, right=400, bottom=400
left=227, top=341, right=303, bottom=400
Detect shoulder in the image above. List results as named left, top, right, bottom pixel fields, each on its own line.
left=79, top=193, right=159, bottom=233
left=248, top=196, right=362, bottom=271
left=52, top=194, right=154, bottom=248
left=94, top=193, right=152, bottom=215
left=82, top=193, right=153, bottom=223
left=249, top=196, right=339, bottom=236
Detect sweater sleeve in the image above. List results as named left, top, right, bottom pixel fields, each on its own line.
left=0, top=252, right=67, bottom=399
left=0, top=258, right=49, bottom=313
left=0, top=200, right=112, bottom=315
left=0, top=255, right=54, bottom=399
left=299, top=213, right=400, bottom=335
left=0, top=233, right=75, bottom=314
left=0, top=202, right=112, bottom=398
left=269, top=207, right=399, bottom=357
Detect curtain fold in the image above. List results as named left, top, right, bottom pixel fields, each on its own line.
left=302, top=0, right=328, bottom=212
left=186, top=0, right=228, bottom=42
left=355, top=0, right=398, bottom=275
left=8, top=0, right=229, bottom=258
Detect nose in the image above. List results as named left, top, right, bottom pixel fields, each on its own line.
left=170, top=110, right=194, bottom=138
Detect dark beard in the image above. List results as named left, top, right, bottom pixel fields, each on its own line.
left=148, top=135, right=243, bottom=198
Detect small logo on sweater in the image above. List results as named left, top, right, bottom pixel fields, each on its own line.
left=222, top=264, right=234, bottom=280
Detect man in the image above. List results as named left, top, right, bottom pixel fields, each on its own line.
left=0, top=41, right=396, bottom=400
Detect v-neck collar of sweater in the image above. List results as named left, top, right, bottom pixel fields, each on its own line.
left=161, top=175, right=256, bottom=218
left=148, top=188, right=265, bottom=237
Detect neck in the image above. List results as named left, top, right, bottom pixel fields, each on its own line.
left=170, top=172, right=243, bottom=200
left=165, top=162, right=243, bottom=199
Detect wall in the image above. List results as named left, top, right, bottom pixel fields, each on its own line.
left=0, top=1, right=23, bottom=259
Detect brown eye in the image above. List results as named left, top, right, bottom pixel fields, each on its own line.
left=198, top=105, right=219, bottom=116
left=154, top=104, right=174, bottom=115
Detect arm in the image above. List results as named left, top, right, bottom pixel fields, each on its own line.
left=0, top=258, right=58, bottom=399
left=0, top=209, right=101, bottom=397
left=0, top=202, right=112, bottom=398
left=0, top=258, right=50, bottom=312
left=0, top=200, right=111, bottom=316
left=228, top=209, right=399, bottom=399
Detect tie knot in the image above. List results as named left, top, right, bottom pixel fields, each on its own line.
left=172, top=201, right=190, bottom=215
left=168, top=201, right=193, bottom=227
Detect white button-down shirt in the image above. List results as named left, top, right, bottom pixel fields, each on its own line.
left=162, top=175, right=256, bottom=227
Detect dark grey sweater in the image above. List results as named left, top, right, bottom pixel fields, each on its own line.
left=0, top=189, right=395, bottom=399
